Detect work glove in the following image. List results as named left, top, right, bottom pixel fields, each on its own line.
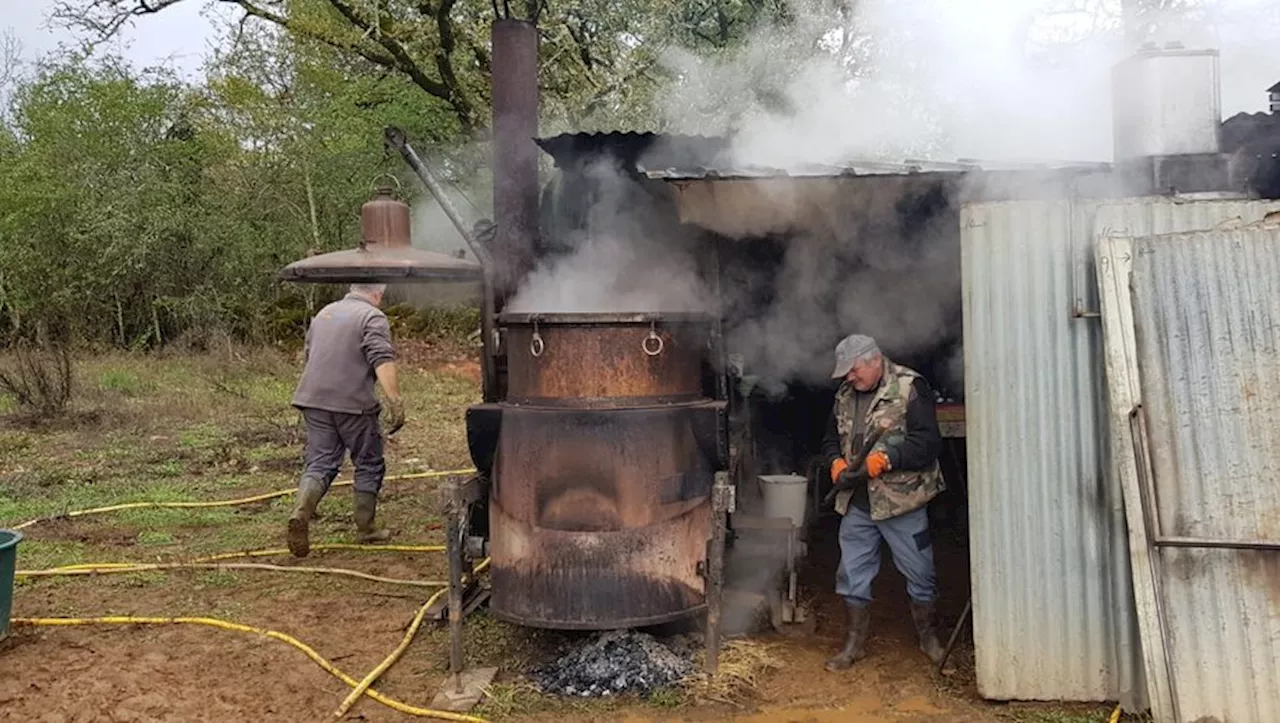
left=383, top=397, right=406, bottom=437
left=830, top=457, right=849, bottom=483
left=865, top=450, right=891, bottom=478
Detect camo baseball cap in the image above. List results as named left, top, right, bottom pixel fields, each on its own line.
left=831, top=334, right=880, bottom=379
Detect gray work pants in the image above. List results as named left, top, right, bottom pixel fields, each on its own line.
left=835, top=504, right=937, bottom=608
left=299, top=407, right=385, bottom=495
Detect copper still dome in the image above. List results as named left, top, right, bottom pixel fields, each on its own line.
left=279, top=184, right=483, bottom=284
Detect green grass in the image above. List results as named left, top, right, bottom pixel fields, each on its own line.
left=1, top=345, right=478, bottom=594
left=98, top=368, right=151, bottom=396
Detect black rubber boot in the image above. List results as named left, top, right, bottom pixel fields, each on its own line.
left=825, top=603, right=871, bottom=672
left=354, top=491, right=392, bottom=544
left=910, top=599, right=946, bottom=665
left=287, top=477, right=326, bottom=558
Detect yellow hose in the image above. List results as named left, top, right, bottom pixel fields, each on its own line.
left=17, top=561, right=445, bottom=588
left=9, top=468, right=476, bottom=531
left=12, top=615, right=487, bottom=722
left=47, top=544, right=446, bottom=571
left=1109, top=703, right=1122, bottom=723
left=335, top=558, right=492, bottom=718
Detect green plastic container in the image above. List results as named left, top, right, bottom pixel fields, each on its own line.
left=0, top=529, right=21, bottom=641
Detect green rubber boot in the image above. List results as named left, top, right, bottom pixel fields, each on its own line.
left=287, top=477, right=327, bottom=558
left=354, top=491, right=392, bottom=544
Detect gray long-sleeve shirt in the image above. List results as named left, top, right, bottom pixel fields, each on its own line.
left=291, top=293, right=396, bottom=415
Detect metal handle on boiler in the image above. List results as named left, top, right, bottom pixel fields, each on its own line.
left=530, top=320, right=545, bottom=357
left=642, top=323, right=664, bottom=357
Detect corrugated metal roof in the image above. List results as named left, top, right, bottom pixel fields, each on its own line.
left=532, top=130, right=1113, bottom=180
left=642, top=158, right=1113, bottom=180
left=962, top=196, right=1280, bottom=710
left=1098, top=218, right=1280, bottom=723
left=534, top=131, right=730, bottom=171
left=961, top=199, right=1143, bottom=706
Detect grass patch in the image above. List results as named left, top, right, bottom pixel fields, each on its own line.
left=137, top=530, right=176, bottom=547
left=98, top=368, right=150, bottom=396
left=10, top=539, right=89, bottom=573
left=193, top=570, right=243, bottom=589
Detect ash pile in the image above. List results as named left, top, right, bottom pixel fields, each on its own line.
left=530, top=630, right=696, bottom=697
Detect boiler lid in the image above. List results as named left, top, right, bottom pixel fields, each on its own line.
left=279, top=244, right=482, bottom=284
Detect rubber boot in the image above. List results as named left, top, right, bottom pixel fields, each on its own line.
left=910, top=599, right=946, bottom=665
left=287, top=477, right=326, bottom=558
left=825, top=603, right=871, bottom=672
left=354, top=491, right=392, bottom=544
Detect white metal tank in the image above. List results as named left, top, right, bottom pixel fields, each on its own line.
left=1112, top=45, right=1221, bottom=160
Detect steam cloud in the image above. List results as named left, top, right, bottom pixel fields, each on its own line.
left=505, top=0, right=1279, bottom=392
left=504, top=157, right=716, bottom=314
left=644, top=0, right=1279, bottom=393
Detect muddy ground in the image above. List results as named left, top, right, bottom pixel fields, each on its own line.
left=0, top=347, right=1123, bottom=723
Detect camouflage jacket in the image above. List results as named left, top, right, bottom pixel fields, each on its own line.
left=832, top=359, right=945, bottom=520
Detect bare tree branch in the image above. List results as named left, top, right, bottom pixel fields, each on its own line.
left=52, top=0, right=478, bottom=132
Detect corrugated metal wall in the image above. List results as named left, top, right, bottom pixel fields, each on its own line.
left=1128, top=224, right=1280, bottom=723
left=962, top=199, right=1140, bottom=704
left=962, top=196, right=1280, bottom=707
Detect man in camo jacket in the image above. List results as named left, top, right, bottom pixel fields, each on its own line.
left=820, top=333, right=947, bottom=672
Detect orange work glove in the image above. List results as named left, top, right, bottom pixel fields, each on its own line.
left=865, top=450, right=891, bottom=478
left=830, top=457, right=849, bottom=482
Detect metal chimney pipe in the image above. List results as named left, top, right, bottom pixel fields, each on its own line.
left=490, top=19, right=540, bottom=301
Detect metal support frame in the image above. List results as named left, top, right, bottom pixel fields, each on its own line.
left=1127, top=404, right=1280, bottom=723
left=936, top=598, right=972, bottom=675
left=706, top=471, right=734, bottom=675
left=444, top=480, right=468, bottom=694
left=1130, top=406, right=1280, bottom=551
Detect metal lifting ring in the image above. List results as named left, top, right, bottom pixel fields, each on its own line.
left=370, top=172, right=403, bottom=195
left=530, top=333, right=545, bottom=358
left=642, top=331, right=664, bottom=357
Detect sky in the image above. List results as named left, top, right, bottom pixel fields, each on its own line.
left=3, top=0, right=223, bottom=78
left=3, top=0, right=1277, bottom=154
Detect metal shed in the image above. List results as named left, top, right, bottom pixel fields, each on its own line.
left=960, top=196, right=1280, bottom=710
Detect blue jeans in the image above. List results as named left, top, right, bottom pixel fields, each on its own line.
left=835, top=505, right=937, bottom=607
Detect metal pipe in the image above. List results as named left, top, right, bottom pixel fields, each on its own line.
left=1127, top=405, right=1185, bottom=723
left=384, top=125, right=499, bottom=403
left=1150, top=536, right=1280, bottom=551
left=382, top=126, right=491, bottom=269
left=936, top=597, right=971, bottom=675
left=445, top=484, right=466, bottom=694
left=705, top=471, right=732, bottom=675
left=1129, top=406, right=1278, bottom=551
left=490, top=18, right=540, bottom=298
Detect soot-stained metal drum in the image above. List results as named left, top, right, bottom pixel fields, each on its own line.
left=499, top=312, right=711, bottom=407
left=486, top=311, right=725, bottom=629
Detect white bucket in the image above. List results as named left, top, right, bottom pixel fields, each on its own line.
left=758, top=474, right=808, bottom=529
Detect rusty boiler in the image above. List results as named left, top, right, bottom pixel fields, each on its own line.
left=476, top=312, right=728, bottom=629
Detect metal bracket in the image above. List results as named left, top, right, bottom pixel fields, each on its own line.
left=1071, top=300, right=1102, bottom=319
left=1130, top=405, right=1280, bottom=551
left=712, top=472, right=735, bottom=513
